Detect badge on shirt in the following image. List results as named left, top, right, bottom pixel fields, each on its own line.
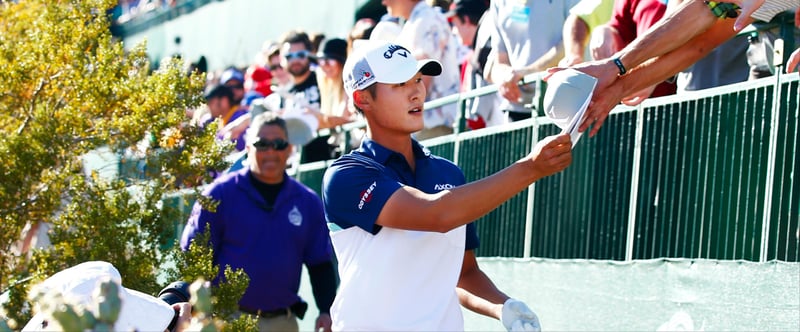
left=288, top=206, right=302, bottom=226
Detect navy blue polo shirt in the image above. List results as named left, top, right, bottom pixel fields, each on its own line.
left=180, top=168, right=332, bottom=312
left=322, top=138, right=479, bottom=250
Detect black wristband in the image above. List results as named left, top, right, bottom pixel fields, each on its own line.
left=613, top=57, right=627, bottom=75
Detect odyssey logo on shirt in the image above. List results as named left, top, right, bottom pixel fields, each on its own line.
left=358, top=181, right=377, bottom=210
left=434, top=183, right=455, bottom=190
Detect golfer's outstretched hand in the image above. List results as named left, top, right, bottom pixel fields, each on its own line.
left=528, top=134, right=572, bottom=180
left=501, top=299, right=541, bottom=332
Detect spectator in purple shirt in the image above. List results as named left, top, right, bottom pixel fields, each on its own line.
left=181, top=112, right=337, bottom=332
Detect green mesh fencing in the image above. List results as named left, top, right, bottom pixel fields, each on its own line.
left=450, top=125, right=535, bottom=257
left=531, top=112, right=638, bottom=260
left=768, top=80, right=799, bottom=261
left=634, top=90, right=769, bottom=260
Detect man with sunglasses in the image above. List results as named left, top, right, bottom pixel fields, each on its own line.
left=181, top=112, right=337, bottom=332
left=322, top=40, right=572, bottom=331
left=273, top=30, right=336, bottom=163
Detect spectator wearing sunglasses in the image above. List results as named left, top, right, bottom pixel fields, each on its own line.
left=262, top=41, right=293, bottom=90
left=267, top=30, right=335, bottom=163
left=220, top=31, right=337, bottom=164
left=181, top=112, right=337, bottom=332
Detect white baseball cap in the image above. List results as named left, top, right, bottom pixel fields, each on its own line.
left=543, top=68, right=597, bottom=145
left=22, top=261, right=175, bottom=332
left=343, top=40, right=442, bottom=97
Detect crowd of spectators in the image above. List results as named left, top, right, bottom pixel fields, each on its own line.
left=107, top=0, right=797, bottom=182
left=110, top=0, right=179, bottom=24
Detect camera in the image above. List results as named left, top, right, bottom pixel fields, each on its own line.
left=158, top=281, right=191, bottom=332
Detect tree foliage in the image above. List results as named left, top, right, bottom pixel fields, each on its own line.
left=0, top=0, right=251, bottom=329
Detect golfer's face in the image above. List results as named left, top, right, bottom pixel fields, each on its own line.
left=368, top=72, right=427, bottom=134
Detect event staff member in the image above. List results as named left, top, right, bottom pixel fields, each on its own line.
left=181, top=112, right=337, bottom=332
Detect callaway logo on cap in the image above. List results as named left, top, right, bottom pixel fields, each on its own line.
left=343, top=41, right=443, bottom=97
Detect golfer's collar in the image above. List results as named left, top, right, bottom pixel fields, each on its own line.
left=359, top=138, right=431, bottom=165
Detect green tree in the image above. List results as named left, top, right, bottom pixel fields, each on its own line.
left=0, top=0, right=253, bottom=330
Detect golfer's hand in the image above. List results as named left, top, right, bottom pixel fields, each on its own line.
left=501, top=299, right=541, bottom=332
left=528, top=134, right=572, bottom=180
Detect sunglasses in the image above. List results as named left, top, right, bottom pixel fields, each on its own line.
left=252, top=138, right=290, bottom=151
left=284, top=50, right=310, bottom=61
left=269, top=64, right=283, bottom=71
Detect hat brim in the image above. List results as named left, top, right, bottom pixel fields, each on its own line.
left=377, top=59, right=443, bottom=85
left=419, top=59, right=443, bottom=77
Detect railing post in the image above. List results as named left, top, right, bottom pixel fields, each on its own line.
left=626, top=103, right=646, bottom=261
left=523, top=117, right=540, bottom=258
left=759, top=59, right=785, bottom=262
left=522, top=73, right=545, bottom=259
left=453, top=92, right=465, bottom=164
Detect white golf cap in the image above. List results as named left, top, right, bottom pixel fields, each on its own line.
left=543, top=68, right=598, bottom=130
left=23, top=261, right=174, bottom=332
left=343, top=40, right=442, bottom=97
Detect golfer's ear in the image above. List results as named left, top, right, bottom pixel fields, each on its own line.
left=353, top=90, right=372, bottom=111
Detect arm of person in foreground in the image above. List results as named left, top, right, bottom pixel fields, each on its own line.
left=377, top=134, right=572, bottom=233
left=545, top=0, right=721, bottom=113
left=612, top=0, right=721, bottom=74
left=577, top=16, right=744, bottom=136
left=457, top=250, right=540, bottom=331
